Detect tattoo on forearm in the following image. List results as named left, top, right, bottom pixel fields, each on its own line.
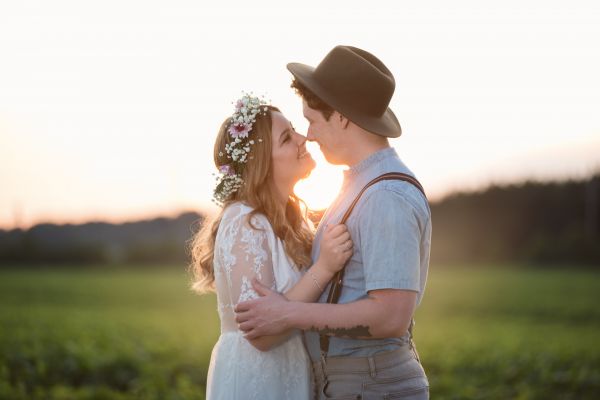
left=309, top=324, right=372, bottom=338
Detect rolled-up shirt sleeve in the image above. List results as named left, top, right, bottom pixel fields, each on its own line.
left=356, top=188, right=423, bottom=293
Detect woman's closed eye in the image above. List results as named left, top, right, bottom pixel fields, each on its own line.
left=280, top=130, right=292, bottom=145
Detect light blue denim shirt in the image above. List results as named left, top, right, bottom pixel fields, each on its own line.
left=305, top=147, right=432, bottom=360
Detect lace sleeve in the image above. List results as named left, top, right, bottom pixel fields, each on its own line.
left=225, top=213, right=276, bottom=305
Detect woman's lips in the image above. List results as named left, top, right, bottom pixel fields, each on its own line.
left=298, top=148, right=311, bottom=159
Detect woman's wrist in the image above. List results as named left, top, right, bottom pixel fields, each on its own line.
left=307, top=269, right=323, bottom=291
left=308, top=261, right=336, bottom=293
left=311, top=260, right=335, bottom=280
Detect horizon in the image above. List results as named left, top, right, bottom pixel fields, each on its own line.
left=1, top=1, right=599, bottom=230
left=2, top=171, right=597, bottom=231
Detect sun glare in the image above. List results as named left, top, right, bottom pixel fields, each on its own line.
left=294, top=142, right=344, bottom=211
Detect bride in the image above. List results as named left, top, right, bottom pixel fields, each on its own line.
left=190, top=93, right=353, bottom=400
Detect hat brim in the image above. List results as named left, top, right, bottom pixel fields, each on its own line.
left=287, top=62, right=402, bottom=138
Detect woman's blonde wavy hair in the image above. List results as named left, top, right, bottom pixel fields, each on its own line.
left=190, top=106, right=314, bottom=293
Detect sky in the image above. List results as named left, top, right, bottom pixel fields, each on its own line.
left=1, top=0, right=599, bottom=229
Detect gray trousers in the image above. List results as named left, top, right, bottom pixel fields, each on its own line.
left=312, top=345, right=429, bottom=400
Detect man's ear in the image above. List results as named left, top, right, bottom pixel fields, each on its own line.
left=337, top=112, right=350, bottom=129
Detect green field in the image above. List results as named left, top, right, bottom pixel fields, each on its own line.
left=0, top=266, right=598, bottom=399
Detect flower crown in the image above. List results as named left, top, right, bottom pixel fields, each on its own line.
left=212, top=92, right=270, bottom=206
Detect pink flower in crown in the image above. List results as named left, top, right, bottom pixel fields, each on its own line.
left=228, top=122, right=252, bottom=139
left=219, top=164, right=235, bottom=175
left=235, top=99, right=244, bottom=110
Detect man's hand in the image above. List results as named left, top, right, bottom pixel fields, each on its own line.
left=234, top=279, right=293, bottom=340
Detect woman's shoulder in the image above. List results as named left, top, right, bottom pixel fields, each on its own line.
left=222, top=202, right=273, bottom=231
left=221, top=201, right=251, bottom=220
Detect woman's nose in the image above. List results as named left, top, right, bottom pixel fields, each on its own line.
left=293, top=131, right=308, bottom=146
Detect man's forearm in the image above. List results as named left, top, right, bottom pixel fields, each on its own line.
left=285, top=291, right=416, bottom=339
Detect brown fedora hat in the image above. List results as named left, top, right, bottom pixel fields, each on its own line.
left=287, top=45, right=401, bottom=138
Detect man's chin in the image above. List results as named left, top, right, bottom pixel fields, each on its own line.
left=323, top=154, right=343, bottom=166
left=317, top=148, right=338, bottom=165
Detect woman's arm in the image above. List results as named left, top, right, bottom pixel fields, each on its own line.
left=248, top=224, right=353, bottom=351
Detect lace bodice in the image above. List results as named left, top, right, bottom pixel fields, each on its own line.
left=207, top=202, right=313, bottom=400
left=213, top=202, right=303, bottom=333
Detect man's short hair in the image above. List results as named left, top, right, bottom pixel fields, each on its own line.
left=290, top=79, right=334, bottom=121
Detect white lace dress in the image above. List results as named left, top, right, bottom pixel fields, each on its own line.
left=206, top=202, right=312, bottom=400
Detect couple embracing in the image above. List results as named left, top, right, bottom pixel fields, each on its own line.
left=191, top=45, right=432, bottom=400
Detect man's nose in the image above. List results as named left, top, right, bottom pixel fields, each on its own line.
left=306, top=130, right=316, bottom=142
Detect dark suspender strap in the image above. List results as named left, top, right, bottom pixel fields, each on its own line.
left=319, top=172, right=427, bottom=357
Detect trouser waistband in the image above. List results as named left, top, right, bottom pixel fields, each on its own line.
left=312, top=346, right=416, bottom=375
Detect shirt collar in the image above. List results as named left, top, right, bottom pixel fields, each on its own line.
left=343, top=147, right=397, bottom=182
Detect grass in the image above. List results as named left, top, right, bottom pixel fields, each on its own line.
left=0, top=265, right=598, bottom=399
left=415, top=266, right=600, bottom=399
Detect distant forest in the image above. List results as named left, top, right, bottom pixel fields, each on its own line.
left=1, top=175, right=599, bottom=268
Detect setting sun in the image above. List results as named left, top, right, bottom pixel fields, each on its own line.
left=294, top=142, right=344, bottom=211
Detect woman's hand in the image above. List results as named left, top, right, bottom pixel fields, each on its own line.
left=317, top=223, right=353, bottom=275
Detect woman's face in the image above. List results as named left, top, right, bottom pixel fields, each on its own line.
left=270, top=111, right=316, bottom=190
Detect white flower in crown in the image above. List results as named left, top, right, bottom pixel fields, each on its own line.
left=212, top=92, right=270, bottom=206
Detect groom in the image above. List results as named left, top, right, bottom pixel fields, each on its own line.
left=235, top=46, right=432, bottom=399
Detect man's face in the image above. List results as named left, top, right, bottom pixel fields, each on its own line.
left=302, top=101, right=345, bottom=165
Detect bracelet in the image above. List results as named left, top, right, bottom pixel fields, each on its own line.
left=307, top=269, right=323, bottom=291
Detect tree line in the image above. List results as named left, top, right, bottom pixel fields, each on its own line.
left=1, top=175, right=598, bottom=268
